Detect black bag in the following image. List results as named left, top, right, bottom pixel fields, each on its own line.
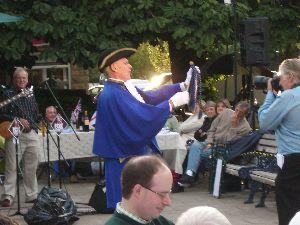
left=88, top=182, right=114, bottom=214
left=223, top=173, right=242, bottom=192
left=24, top=186, right=79, bottom=225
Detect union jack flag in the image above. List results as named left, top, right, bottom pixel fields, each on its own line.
left=71, top=98, right=82, bottom=123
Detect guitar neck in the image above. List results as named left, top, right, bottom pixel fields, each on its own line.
left=0, top=92, right=24, bottom=108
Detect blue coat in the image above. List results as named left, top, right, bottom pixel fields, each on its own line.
left=92, top=80, right=181, bottom=208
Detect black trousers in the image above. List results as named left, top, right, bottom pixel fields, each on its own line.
left=275, top=153, right=300, bottom=225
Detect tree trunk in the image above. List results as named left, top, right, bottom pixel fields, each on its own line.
left=168, top=40, right=201, bottom=83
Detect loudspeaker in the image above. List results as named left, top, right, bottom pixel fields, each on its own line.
left=240, top=17, right=269, bottom=66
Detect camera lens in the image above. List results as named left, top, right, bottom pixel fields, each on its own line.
left=253, top=76, right=270, bottom=90
left=253, top=75, right=282, bottom=92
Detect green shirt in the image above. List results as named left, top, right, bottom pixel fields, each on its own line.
left=105, top=211, right=174, bottom=225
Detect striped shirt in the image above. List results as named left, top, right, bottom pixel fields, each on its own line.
left=0, top=87, right=40, bottom=131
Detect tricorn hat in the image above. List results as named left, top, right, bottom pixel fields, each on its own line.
left=98, top=48, right=137, bottom=72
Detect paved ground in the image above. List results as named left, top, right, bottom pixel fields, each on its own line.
left=0, top=176, right=278, bottom=225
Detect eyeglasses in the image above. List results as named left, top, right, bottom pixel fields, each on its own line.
left=141, top=185, right=171, bottom=199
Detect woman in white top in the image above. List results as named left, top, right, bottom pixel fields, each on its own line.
left=180, top=100, right=206, bottom=143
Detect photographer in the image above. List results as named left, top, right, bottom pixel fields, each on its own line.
left=258, top=58, right=300, bottom=225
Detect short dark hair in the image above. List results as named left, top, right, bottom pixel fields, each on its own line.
left=236, top=101, right=250, bottom=114
left=121, top=155, right=168, bottom=199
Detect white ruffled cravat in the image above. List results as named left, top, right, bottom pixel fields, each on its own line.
left=124, top=80, right=145, bottom=103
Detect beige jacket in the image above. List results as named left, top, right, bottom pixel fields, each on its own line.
left=206, top=108, right=252, bottom=144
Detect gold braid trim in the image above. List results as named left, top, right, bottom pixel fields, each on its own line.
left=99, top=48, right=137, bottom=71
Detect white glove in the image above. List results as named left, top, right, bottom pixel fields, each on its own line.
left=183, top=66, right=201, bottom=90
left=170, top=91, right=189, bottom=109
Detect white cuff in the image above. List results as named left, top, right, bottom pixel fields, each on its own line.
left=180, top=82, right=186, bottom=91
left=169, top=102, right=173, bottom=112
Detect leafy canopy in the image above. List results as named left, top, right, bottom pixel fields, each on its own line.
left=0, top=0, right=299, bottom=75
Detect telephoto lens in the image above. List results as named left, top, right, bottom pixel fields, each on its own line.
left=254, top=75, right=282, bottom=92
left=253, top=76, right=270, bottom=90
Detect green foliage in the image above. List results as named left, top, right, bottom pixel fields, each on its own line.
left=88, top=41, right=170, bottom=81
left=129, top=41, right=170, bottom=79
left=130, top=44, right=155, bottom=80
left=0, top=0, right=298, bottom=80
left=249, top=0, right=300, bottom=58
left=203, top=75, right=228, bottom=101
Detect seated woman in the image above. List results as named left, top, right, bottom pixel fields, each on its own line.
left=179, top=100, right=206, bottom=143
left=172, top=101, right=217, bottom=193
left=178, top=101, right=252, bottom=187
left=216, top=98, right=231, bottom=114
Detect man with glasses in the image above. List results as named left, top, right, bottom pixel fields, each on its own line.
left=105, top=155, right=174, bottom=225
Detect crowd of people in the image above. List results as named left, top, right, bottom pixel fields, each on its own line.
left=0, top=47, right=299, bottom=225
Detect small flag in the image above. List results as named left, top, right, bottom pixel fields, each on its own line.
left=71, top=98, right=82, bottom=123
left=90, top=111, right=97, bottom=128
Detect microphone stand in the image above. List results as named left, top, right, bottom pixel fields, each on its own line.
left=40, top=116, right=71, bottom=189
left=57, top=135, right=62, bottom=188
left=44, top=81, right=80, bottom=141
left=43, top=80, right=80, bottom=188
left=11, top=120, right=22, bottom=216
left=47, top=125, right=51, bottom=186
left=40, top=118, right=60, bottom=187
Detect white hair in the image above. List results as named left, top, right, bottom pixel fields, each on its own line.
left=289, top=212, right=300, bottom=225
left=176, top=206, right=232, bottom=225
left=13, top=67, right=28, bottom=79
left=279, top=58, right=300, bottom=83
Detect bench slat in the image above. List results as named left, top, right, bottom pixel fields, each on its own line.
left=258, top=138, right=277, bottom=147
left=250, top=174, right=276, bottom=186
left=261, top=133, right=276, bottom=140
left=226, top=163, right=245, bottom=170
left=256, top=145, right=277, bottom=154
left=251, top=171, right=277, bottom=180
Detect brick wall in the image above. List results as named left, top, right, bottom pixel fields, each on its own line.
left=71, top=65, right=89, bottom=90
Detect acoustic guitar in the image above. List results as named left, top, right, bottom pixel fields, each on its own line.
left=0, top=88, right=33, bottom=139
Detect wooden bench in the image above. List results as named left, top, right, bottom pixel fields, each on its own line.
left=213, top=133, right=278, bottom=206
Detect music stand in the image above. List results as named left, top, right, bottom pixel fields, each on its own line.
left=8, top=118, right=24, bottom=216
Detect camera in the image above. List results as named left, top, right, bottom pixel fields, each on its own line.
left=254, top=75, right=282, bottom=92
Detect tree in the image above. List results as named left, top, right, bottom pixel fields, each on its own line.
left=130, top=41, right=170, bottom=79
left=89, top=41, right=170, bottom=82
left=0, top=0, right=299, bottom=83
